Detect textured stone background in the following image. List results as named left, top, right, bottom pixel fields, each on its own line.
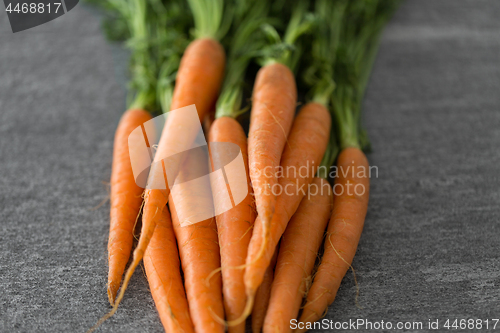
left=0, top=1, right=499, bottom=332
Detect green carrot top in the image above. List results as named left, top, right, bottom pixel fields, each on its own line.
left=331, top=0, right=400, bottom=151
left=215, top=0, right=271, bottom=119
left=258, top=0, right=315, bottom=70
left=304, top=0, right=399, bottom=177
left=187, top=0, right=229, bottom=41
left=87, top=0, right=190, bottom=113
left=159, top=0, right=231, bottom=113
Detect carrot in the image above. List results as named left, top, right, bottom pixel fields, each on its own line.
left=101, top=0, right=226, bottom=320
left=107, top=108, right=152, bottom=305
left=247, top=61, right=297, bottom=225
left=143, top=204, right=195, bottom=333
left=247, top=0, right=316, bottom=235
left=243, top=101, right=331, bottom=323
left=169, top=39, right=225, bottom=113
left=252, top=248, right=278, bottom=333
left=263, top=177, right=333, bottom=333
left=97, top=0, right=189, bottom=306
left=207, top=3, right=270, bottom=331
left=169, top=147, right=224, bottom=333
left=87, top=2, right=225, bottom=331
left=209, top=117, right=255, bottom=333
left=297, top=148, right=369, bottom=330
left=237, top=4, right=316, bottom=323
left=295, top=1, right=399, bottom=330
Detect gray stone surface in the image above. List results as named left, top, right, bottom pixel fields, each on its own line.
left=0, top=1, right=499, bottom=332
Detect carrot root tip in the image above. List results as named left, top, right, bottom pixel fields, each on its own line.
left=107, top=284, right=117, bottom=307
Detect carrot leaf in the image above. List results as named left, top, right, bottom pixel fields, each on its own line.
left=215, top=0, right=271, bottom=119
left=258, top=0, right=315, bottom=70
left=88, top=0, right=190, bottom=113
left=304, top=0, right=400, bottom=153
left=187, top=0, right=230, bottom=41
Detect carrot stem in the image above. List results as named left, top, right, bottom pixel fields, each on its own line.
left=259, top=1, right=314, bottom=69
left=330, top=0, right=401, bottom=149
left=187, top=0, right=226, bottom=40
left=215, top=1, right=269, bottom=120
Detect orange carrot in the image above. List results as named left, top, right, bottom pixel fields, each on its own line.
left=207, top=3, right=269, bottom=329
left=263, top=177, right=333, bottom=333
left=209, top=117, right=255, bottom=333
left=293, top=1, right=398, bottom=329
left=247, top=60, right=297, bottom=235
left=143, top=205, right=195, bottom=333
left=107, top=108, right=152, bottom=305
left=246, top=1, right=314, bottom=235
left=243, top=102, right=331, bottom=321
left=170, top=39, right=226, bottom=113
left=105, top=29, right=225, bottom=321
left=252, top=248, right=278, bottom=333
left=297, top=148, right=369, bottom=331
left=169, top=148, right=225, bottom=333
left=235, top=6, right=315, bottom=323
left=102, top=0, right=179, bottom=304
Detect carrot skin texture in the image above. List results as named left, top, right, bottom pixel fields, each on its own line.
left=297, top=148, right=370, bottom=331
left=171, top=38, right=226, bottom=113
left=170, top=209, right=225, bottom=333
left=107, top=108, right=152, bottom=304
left=248, top=62, right=297, bottom=227
left=252, top=248, right=278, bottom=333
left=264, top=177, right=333, bottom=333
left=245, top=102, right=331, bottom=301
left=169, top=147, right=225, bottom=333
left=143, top=206, right=195, bottom=333
left=209, top=117, right=256, bottom=333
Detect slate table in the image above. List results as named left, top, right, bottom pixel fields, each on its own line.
left=1, top=1, right=499, bottom=332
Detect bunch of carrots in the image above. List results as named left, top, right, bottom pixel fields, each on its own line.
left=85, top=0, right=400, bottom=332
